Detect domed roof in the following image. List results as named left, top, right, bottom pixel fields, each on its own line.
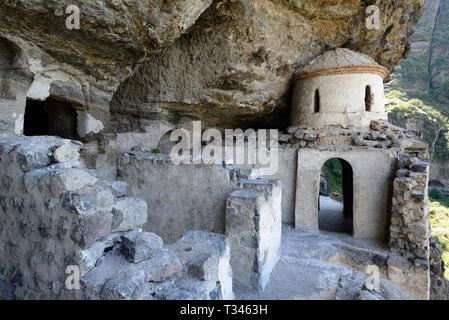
left=294, top=48, right=388, bottom=80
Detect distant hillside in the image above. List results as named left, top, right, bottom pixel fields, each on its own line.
left=386, top=0, right=449, bottom=183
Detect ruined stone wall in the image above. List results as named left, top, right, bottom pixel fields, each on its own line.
left=0, top=135, right=104, bottom=299
left=429, top=236, right=449, bottom=299
left=226, top=179, right=282, bottom=291
left=279, top=119, right=444, bottom=299
left=388, top=147, right=432, bottom=299
left=117, top=153, right=236, bottom=243
left=0, top=135, right=234, bottom=300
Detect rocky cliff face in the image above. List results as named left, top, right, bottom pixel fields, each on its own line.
left=0, top=0, right=213, bottom=87
left=0, top=0, right=213, bottom=138
left=0, top=1, right=424, bottom=137
left=110, top=0, right=425, bottom=131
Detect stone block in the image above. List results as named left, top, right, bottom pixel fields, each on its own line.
left=409, top=172, right=428, bottom=185
left=75, top=240, right=109, bottom=276
left=410, top=161, right=429, bottom=173
left=41, top=169, right=98, bottom=196
left=111, top=197, right=148, bottom=232
left=120, top=230, right=163, bottom=263
left=226, top=180, right=281, bottom=291
left=394, top=177, right=417, bottom=191
left=411, top=191, right=425, bottom=202
left=396, top=169, right=410, bottom=177
left=52, top=144, right=80, bottom=163
left=12, top=136, right=62, bottom=172
left=23, top=168, right=48, bottom=193
left=81, top=251, right=146, bottom=300
left=70, top=211, right=113, bottom=249
left=138, top=249, right=182, bottom=282
left=62, top=184, right=115, bottom=215
left=169, top=230, right=234, bottom=300
left=98, top=180, right=128, bottom=198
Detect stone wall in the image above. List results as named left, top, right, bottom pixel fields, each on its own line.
left=0, top=135, right=234, bottom=300
left=117, top=153, right=235, bottom=243
left=291, top=73, right=387, bottom=129
left=0, top=135, right=113, bottom=298
left=263, top=148, right=297, bottom=225
left=388, top=149, right=431, bottom=299
left=78, top=117, right=443, bottom=299
left=429, top=236, right=449, bottom=300
left=294, top=148, right=394, bottom=241
left=226, top=179, right=281, bottom=291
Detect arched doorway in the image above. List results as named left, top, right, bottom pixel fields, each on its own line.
left=318, top=158, right=353, bottom=234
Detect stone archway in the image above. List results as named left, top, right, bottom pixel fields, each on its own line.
left=295, top=149, right=391, bottom=241
left=318, top=158, right=353, bottom=234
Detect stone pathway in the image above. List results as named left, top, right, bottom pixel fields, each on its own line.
left=234, top=226, right=411, bottom=300
left=318, top=196, right=353, bottom=234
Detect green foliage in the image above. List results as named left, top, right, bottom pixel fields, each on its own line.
left=430, top=188, right=444, bottom=200
left=430, top=79, right=449, bottom=101
left=429, top=194, right=449, bottom=279
left=324, top=159, right=342, bottom=195
left=151, top=147, right=161, bottom=154
left=384, top=0, right=449, bottom=160
left=385, top=90, right=449, bottom=159
left=430, top=189, right=449, bottom=207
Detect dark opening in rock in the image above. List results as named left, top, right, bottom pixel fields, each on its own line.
left=24, top=97, right=80, bottom=140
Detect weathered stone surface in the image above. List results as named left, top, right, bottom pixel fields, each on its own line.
left=429, top=236, right=449, bottom=300
left=411, top=161, right=430, bottom=173
left=226, top=179, right=282, bottom=291
left=22, top=158, right=87, bottom=192
left=111, top=197, right=148, bottom=232
left=117, top=154, right=234, bottom=242
left=0, top=0, right=215, bottom=138
left=75, top=240, right=109, bottom=276
left=111, top=0, right=425, bottom=129
left=1, top=136, right=70, bottom=171
left=0, top=0, right=214, bottom=88
left=52, top=144, right=80, bottom=163
left=61, top=184, right=115, bottom=215
left=169, top=230, right=234, bottom=300
left=41, top=169, right=98, bottom=197
left=70, top=211, right=113, bottom=249
left=403, top=139, right=429, bottom=152
left=149, top=275, right=211, bottom=300
left=121, top=230, right=163, bottom=264
left=139, top=249, right=182, bottom=283
left=98, top=180, right=128, bottom=198
left=81, top=251, right=146, bottom=300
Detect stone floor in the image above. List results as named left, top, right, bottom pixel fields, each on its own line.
left=234, top=226, right=410, bottom=300
left=318, top=196, right=353, bottom=234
